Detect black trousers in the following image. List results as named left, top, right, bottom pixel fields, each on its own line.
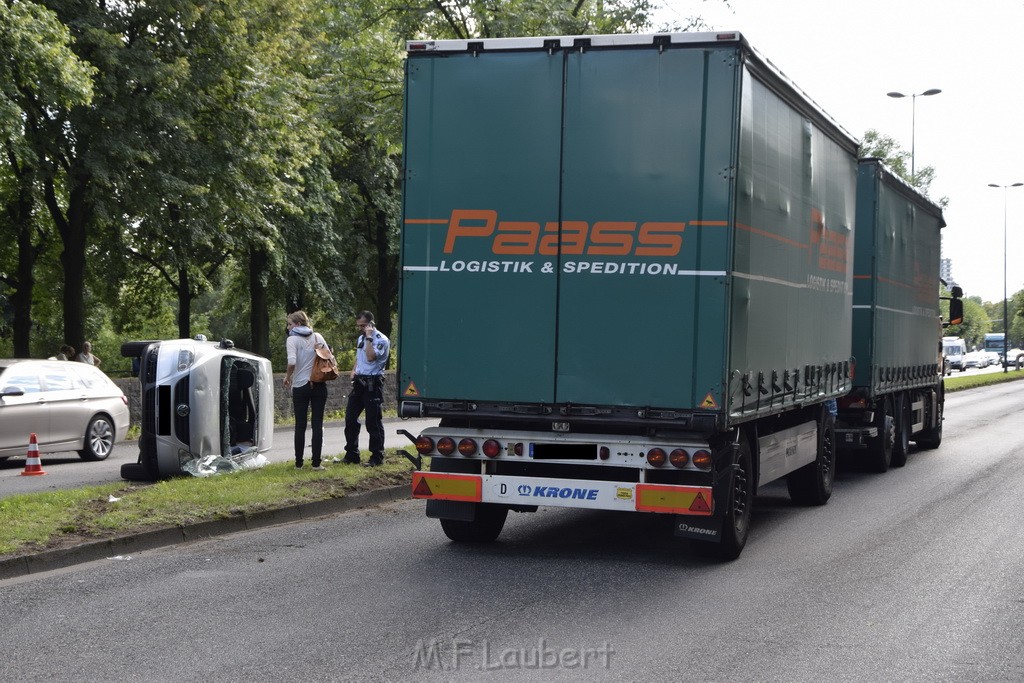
left=293, top=381, right=327, bottom=466
left=345, top=375, right=384, bottom=458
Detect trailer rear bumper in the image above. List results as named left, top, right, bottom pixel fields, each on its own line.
left=412, top=471, right=713, bottom=516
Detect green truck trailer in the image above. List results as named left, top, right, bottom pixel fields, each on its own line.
left=835, top=159, right=949, bottom=470
left=397, top=32, right=957, bottom=559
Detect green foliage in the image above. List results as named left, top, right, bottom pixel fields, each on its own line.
left=942, top=289, right=991, bottom=349
left=860, top=129, right=945, bottom=206
left=2, top=0, right=715, bottom=367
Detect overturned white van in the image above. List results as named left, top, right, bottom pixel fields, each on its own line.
left=120, top=337, right=273, bottom=480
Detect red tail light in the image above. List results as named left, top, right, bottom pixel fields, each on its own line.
left=458, top=438, right=478, bottom=456
left=436, top=437, right=456, bottom=456
left=669, top=449, right=689, bottom=468
left=482, top=439, right=501, bottom=458
left=415, top=436, right=435, bottom=455
left=692, top=449, right=712, bottom=471
left=647, top=448, right=667, bottom=467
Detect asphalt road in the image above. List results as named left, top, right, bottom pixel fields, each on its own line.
left=0, top=417, right=439, bottom=499
left=2, top=382, right=1024, bottom=680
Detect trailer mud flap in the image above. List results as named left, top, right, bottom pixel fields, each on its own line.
left=425, top=499, right=477, bottom=521
left=674, top=515, right=723, bottom=541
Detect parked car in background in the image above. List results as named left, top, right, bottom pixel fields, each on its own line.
left=1004, top=348, right=1024, bottom=369
left=0, top=359, right=129, bottom=460
left=962, top=351, right=990, bottom=369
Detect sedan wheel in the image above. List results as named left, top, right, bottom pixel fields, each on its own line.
left=79, top=415, right=115, bottom=461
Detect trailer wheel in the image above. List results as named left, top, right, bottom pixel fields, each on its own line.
left=890, top=394, right=911, bottom=468
left=702, top=437, right=753, bottom=561
left=868, top=397, right=894, bottom=473
left=439, top=504, right=508, bottom=543
left=787, top=409, right=836, bottom=505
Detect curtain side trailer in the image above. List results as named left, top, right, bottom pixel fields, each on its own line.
left=398, top=32, right=860, bottom=559
left=836, top=159, right=948, bottom=471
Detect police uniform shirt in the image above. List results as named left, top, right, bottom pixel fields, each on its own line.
left=354, top=331, right=390, bottom=376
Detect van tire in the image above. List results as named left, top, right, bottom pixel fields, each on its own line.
left=440, top=504, right=508, bottom=542
left=120, top=340, right=160, bottom=358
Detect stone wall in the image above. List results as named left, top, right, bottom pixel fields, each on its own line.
left=113, top=371, right=399, bottom=424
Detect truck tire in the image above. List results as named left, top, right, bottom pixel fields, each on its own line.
left=890, top=394, right=911, bottom=468
left=915, top=385, right=944, bottom=450
left=439, top=504, right=508, bottom=542
left=701, top=437, right=753, bottom=561
left=867, top=397, right=894, bottom=473
left=787, top=409, right=836, bottom=505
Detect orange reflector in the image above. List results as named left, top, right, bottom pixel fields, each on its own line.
left=411, top=472, right=482, bottom=502
left=635, top=484, right=714, bottom=516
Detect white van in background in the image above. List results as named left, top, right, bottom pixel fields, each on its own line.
left=942, top=336, right=967, bottom=374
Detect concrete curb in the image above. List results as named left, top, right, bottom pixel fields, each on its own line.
left=0, top=484, right=411, bottom=581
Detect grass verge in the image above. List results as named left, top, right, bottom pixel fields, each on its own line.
left=943, top=368, right=1024, bottom=392
left=0, top=452, right=420, bottom=558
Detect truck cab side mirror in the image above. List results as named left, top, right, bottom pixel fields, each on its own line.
left=948, top=286, right=964, bottom=326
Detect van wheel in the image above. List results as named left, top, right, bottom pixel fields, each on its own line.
left=120, top=462, right=156, bottom=481
left=120, top=340, right=159, bottom=358
left=891, top=394, right=911, bottom=468
left=868, top=397, right=894, bottom=473
left=78, top=415, right=115, bottom=461
left=439, top=504, right=508, bottom=542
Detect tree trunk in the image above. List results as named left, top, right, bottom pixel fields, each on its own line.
left=249, top=248, right=270, bottom=357
left=176, top=267, right=192, bottom=339
left=373, top=205, right=396, bottom=338
left=8, top=189, right=35, bottom=357
left=52, top=179, right=91, bottom=352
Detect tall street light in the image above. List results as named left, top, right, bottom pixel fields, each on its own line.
left=887, top=89, right=942, bottom=178
left=988, top=182, right=1024, bottom=373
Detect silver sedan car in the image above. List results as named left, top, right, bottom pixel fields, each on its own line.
left=0, top=359, right=130, bottom=461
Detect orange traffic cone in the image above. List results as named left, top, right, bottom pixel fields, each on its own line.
left=20, top=433, right=47, bottom=476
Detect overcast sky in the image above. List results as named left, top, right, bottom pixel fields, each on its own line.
left=656, top=0, right=1024, bottom=303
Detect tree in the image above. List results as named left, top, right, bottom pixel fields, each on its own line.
left=0, top=0, right=94, bottom=355
left=943, top=292, right=991, bottom=349
left=860, top=129, right=944, bottom=205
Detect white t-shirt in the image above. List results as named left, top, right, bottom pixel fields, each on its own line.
left=286, top=332, right=321, bottom=388
left=77, top=352, right=97, bottom=366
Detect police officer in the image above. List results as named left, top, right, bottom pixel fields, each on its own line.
left=340, top=311, right=390, bottom=466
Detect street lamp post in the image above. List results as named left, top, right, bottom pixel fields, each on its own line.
left=987, top=182, right=1024, bottom=373
left=887, top=89, right=942, bottom=178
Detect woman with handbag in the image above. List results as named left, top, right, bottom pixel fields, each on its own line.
left=283, top=310, right=330, bottom=470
